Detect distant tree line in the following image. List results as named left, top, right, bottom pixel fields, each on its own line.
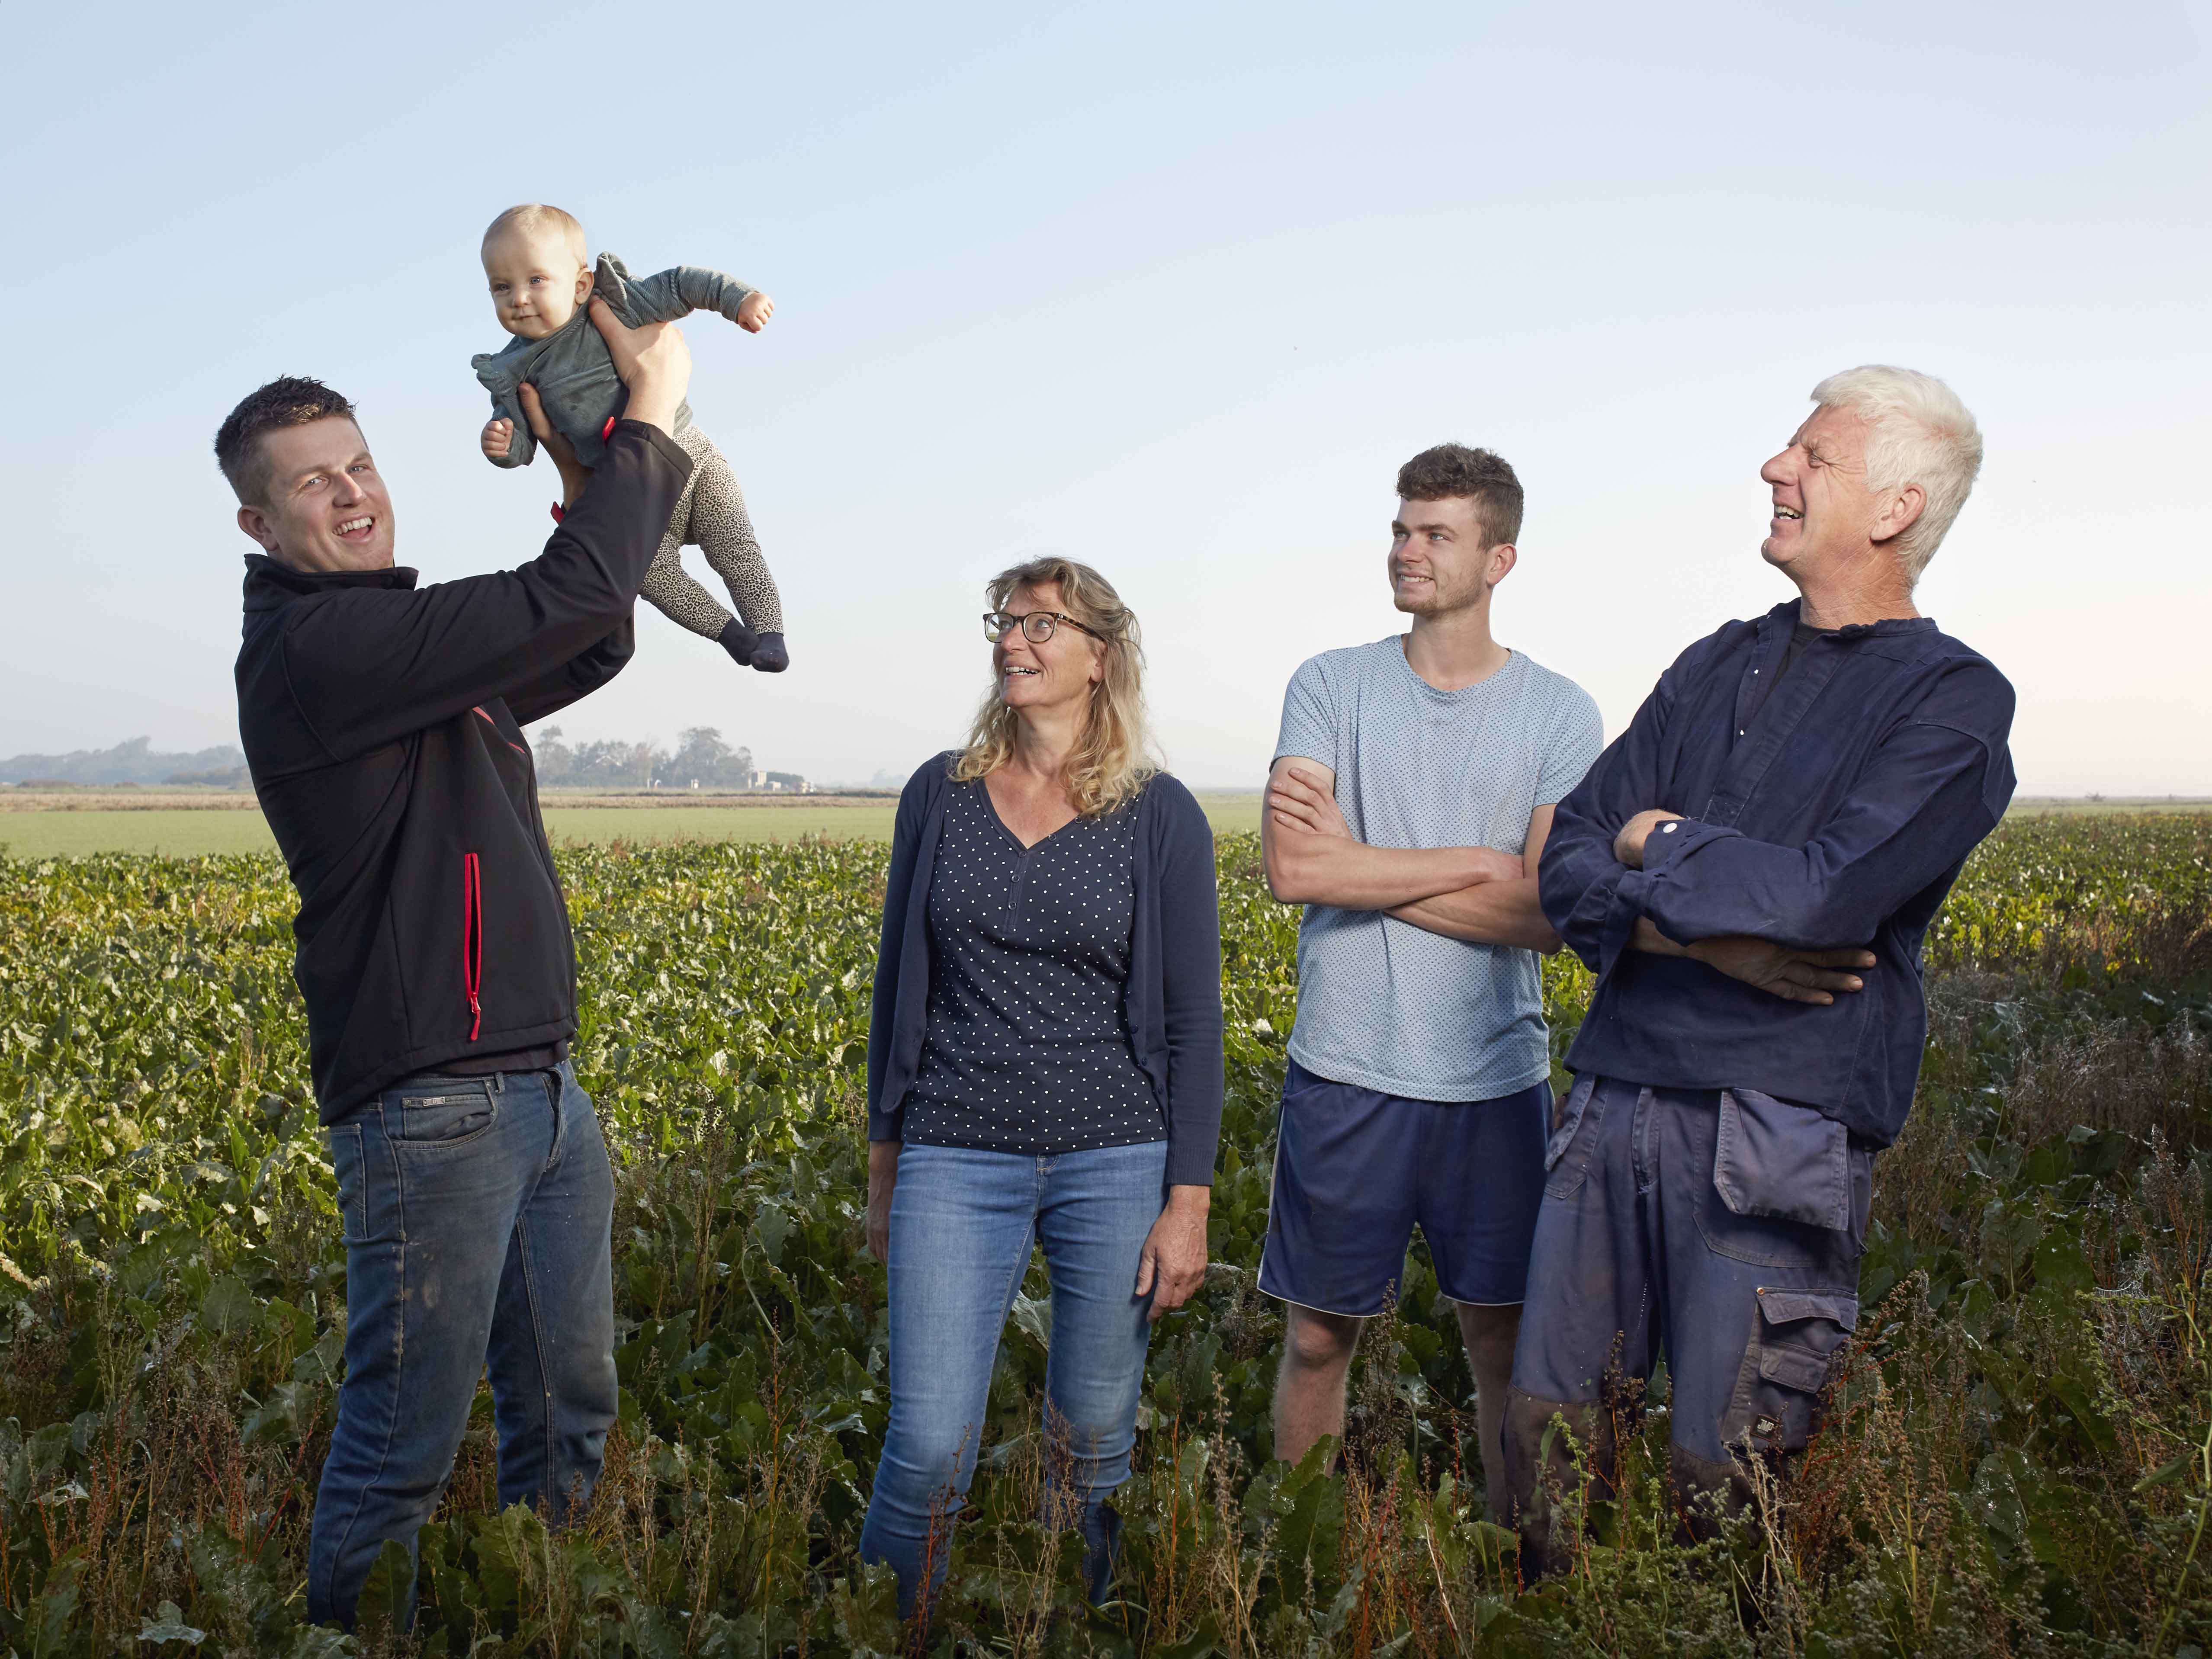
left=0, top=732, right=806, bottom=794
left=533, top=727, right=805, bottom=791
left=0, top=737, right=250, bottom=788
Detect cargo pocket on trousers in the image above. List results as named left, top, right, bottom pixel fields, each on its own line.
left=1697, top=1089, right=1865, bottom=1269
left=1714, top=1089, right=1850, bottom=1228
left=1723, top=1286, right=1859, bottom=1455
left=1543, top=1074, right=1604, bottom=1200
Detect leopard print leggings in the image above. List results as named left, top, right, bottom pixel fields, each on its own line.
left=637, top=424, right=786, bottom=639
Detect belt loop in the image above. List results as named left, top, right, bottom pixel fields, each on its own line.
left=490, top=1071, right=506, bottom=1095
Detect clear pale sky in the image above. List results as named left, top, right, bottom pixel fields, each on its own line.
left=3, top=1, right=2206, bottom=792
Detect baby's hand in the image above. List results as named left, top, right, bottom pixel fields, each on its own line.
left=481, top=417, right=514, bottom=462
left=735, top=292, right=774, bottom=333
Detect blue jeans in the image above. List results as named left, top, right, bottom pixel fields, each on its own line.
left=859, top=1140, right=1169, bottom=1618
left=309, top=1063, right=618, bottom=1628
left=1503, top=1077, right=1870, bottom=1568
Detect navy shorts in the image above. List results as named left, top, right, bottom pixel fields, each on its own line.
left=1258, top=1057, right=1551, bottom=1314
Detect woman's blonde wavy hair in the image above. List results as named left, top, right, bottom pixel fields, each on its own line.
left=951, top=558, right=1157, bottom=818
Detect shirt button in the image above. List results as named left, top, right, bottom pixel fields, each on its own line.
left=1661, top=823, right=1677, bottom=833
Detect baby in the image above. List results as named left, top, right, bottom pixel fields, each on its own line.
left=473, top=203, right=788, bottom=672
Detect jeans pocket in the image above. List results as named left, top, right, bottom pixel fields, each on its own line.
left=1544, top=1074, right=1594, bottom=1168
left=326, top=1123, right=367, bottom=1244
left=1542, top=1075, right=1605, bottom=1199
left=1723, top=1286, right=1859, bottom=1454
left=386, top=1079, right=500, bottom=1149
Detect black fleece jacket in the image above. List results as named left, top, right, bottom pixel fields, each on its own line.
left=235, top=420, right=692, bottom=1121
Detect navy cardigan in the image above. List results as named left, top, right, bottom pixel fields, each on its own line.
left=866, top=755, right=1226, bottom=1187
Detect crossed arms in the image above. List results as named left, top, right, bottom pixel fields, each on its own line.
left=1261, top=754, right=1879, bottom=1001
left=1537, top=663, right=2011, bottom=1005
left=1262, top=757, right=1562, bottom=952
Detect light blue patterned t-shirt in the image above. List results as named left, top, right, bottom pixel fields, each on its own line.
left=1275, top=638, right=1604, bottom=1102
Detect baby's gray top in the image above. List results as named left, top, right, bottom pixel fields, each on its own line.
left=472, top=253, right=758, bottom=472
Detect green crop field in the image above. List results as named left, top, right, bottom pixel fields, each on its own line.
left=6, top=795, right=2198, bottom=862
left=0, top=818, right=2209, bottom=1653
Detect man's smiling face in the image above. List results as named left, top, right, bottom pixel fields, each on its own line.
left=1759, top=404, right=1881, bottom=578
left=237, top=417, right=396, bottom=573
left=1387, top=494, right=1499, bottom=617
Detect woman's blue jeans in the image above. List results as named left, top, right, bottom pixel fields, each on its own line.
left=859, top=1140, right=1169, bottom=1618
left=308, top=1063, right=618, bottom=1628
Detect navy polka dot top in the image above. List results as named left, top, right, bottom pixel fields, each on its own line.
left=903, top=777, right=1165, bottom=1156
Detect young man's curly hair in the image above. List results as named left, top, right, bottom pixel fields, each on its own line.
left=1396, top=443, right=1524, bottom=549
left=215, top=377, right=359, bottom=505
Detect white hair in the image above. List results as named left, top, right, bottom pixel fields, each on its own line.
left=1808, top=365, right=1984, bottom=583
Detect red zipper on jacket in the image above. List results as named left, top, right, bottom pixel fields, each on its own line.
left=461, top=852, right=484, bottom=1041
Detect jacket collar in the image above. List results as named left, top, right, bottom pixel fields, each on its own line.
left=1770, top=597, right=1935, bottom=641
left=241, top=551, right=419, bottom=611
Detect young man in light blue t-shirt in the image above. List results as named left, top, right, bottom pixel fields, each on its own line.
left=1261, top=443, right=1602, bottom=1520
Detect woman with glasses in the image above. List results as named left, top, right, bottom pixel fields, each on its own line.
left=858, top=557, right=1224, bottom=1620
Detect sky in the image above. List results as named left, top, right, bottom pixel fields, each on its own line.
left=2, top=0, right=2207, bottom=793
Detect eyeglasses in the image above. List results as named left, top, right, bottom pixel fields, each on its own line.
left=982, top=610, right=1108, bottom=645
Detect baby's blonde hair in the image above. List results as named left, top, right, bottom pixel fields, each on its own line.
left=482, top=203, right=586, bottom=266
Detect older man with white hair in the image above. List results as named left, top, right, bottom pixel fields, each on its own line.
left=1505, top=366, right=2016, bottom=1563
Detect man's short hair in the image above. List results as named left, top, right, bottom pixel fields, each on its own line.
left=1396, top=443, right=1525, bottom=548
left=1808, top=365, right=1983, bottom=583
left=482, top=202, right=587, bottom=264
left=214, top=377, right=359, bottom=506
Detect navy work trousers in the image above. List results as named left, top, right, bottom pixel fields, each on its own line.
left=1504, top=1075, right=1870, bottom=1565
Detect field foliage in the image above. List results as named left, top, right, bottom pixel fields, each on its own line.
left=0, top=817, right=2209, bottom=1655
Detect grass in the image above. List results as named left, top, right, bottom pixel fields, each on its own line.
left=2008, top=797, right=2212, bottom=817
left=0, top=809, right=286, bottom=859
left=0, top=796, right=1266, bottom=859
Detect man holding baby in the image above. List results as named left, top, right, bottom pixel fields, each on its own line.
left=218, top=302, right=692, bottom=1627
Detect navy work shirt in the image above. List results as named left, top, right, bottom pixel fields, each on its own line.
left=1540, top=599, right=2016, bottom=1146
